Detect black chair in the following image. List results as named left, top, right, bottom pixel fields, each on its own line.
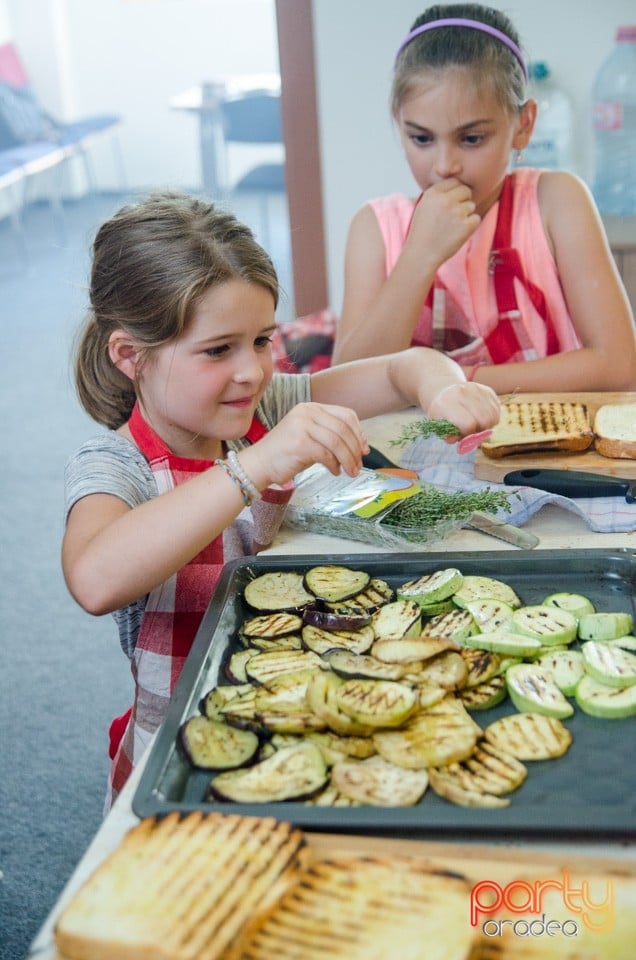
left=219, top=89, right=286, bottom=247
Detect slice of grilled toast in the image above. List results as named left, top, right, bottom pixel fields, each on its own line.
left=480, top=401, right=594, bottom=459
left=54, top=812, right=308, bottom=960
left=226, top=854, right=475, bottom=960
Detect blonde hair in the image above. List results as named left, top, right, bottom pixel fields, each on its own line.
left=392, top=3, right=527, bottom=117
left=74, top=191, right=279, bottom=429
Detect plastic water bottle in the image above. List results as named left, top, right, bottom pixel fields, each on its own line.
left=592, top=26, right=636, bottom=215
left=520, top=62, right=574, bottom=171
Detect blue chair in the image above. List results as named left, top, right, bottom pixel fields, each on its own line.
left=219, top=89, right=286, bottom=247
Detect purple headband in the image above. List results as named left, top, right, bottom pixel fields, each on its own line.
left=395, top=17, right=528, bottom=81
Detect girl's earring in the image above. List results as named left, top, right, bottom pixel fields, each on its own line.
left=515, top=150, right=524, bottom=165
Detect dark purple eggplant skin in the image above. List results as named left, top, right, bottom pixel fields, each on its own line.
left=177, top=718, right=260, bottom=771
left=302, top=605, right=372, bottom=632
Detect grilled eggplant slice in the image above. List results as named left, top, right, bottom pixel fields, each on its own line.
left=207, top=740, right=328, bottom=802
left=244, top=571, right=314, bottom=611
left=397, top=568, right=463, bottom=606
left=245, top=649, right=328, bottom=685
left=301, top=623, right=375, bottom=656
left=225, top=648, right=256, bottom=683
left=371, top=599, right=422, bottom=640
left=373, top=698, right=479, bottom=769
left=245, top=634, right=303, bottom=652
left=371, top=635, right=460, bottom=665
left=324, top=577, right=394, bottom=615
left=483, top=712, right=573, bottom=759
left=303, top=565, right=370, bottom=602
left=307, top=730, right=377, bottom=763
left=302, top=605, right=372, bottom=631
left=179, top=716, right=259, bottom=770
left=199, top=683, right=254, bottom=719
left=240, top=611, right=303, bottom=640
left=331, top=754, right=429, bottom=806
left=326, top=649, right=410, bottom=682
left=335, top=678, right=418, bottom=728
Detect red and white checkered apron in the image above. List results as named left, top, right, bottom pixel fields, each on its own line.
left=419, top=174, right=562, bottom=363
left=107, top=405, right=292, bottom=807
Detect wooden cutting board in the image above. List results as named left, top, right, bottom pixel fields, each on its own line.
left=474, top=392, right=636, bottom=482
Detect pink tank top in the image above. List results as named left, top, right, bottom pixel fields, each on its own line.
left=368, top=168, right=581, bottom=365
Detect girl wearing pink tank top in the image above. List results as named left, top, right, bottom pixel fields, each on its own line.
left=332, top=5, right=636, bottom=393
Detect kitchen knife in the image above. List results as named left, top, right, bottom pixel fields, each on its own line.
left=465, top=511, right=539, bottom=549
left=504, top=468, right=636, bottom=503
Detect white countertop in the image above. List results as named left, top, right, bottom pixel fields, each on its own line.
left=27, top=409, right=636, bottom=959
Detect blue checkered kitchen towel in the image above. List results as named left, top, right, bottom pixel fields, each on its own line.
left=400, top=435, right=636, bottom=534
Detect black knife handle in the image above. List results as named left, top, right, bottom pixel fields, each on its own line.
left=504, top=468, right=632, bottom=500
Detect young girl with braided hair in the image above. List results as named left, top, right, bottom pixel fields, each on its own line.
left=62, top=190, right=498, bottom=807
left=332, top=3, right=636, bottom=392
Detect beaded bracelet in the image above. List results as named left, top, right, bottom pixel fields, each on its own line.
left=227, top=450, right=262, bottom=503
left=214, top=452, right=262, bottom=507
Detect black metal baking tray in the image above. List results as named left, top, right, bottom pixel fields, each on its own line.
left=133, top=549, right=636, bottom=840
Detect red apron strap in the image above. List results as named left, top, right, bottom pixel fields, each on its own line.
left=489, top=175, right=560, bottom=358
left=245, top=415, right=269, bottom=443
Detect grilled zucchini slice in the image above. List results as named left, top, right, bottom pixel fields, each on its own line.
left=581, top=640, right=636, bottom=688
left=397, top=568, right=463, bottom=606
left=575, top=674, right=636, bottom=718
left=511, top=605, right=578, bottom=646
left=460, top=675, right=507, bottom=711
left=326, top=649, right=410, bottom=682
left=452, top=575, right=521, bottom=609
left=578, top=611, right=635, bottom=642
left=537, top=648, right=585, bottom=695
left=505, top=663, right=574, bottom=719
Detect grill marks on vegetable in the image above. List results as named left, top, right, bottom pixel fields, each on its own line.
left=177, top=564, right=634, bottom=808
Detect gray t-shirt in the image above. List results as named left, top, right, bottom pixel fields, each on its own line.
left=64, top=373, right=311, bottom=658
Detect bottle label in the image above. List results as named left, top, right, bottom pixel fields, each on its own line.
left=593, top=102, right=624, bottom=131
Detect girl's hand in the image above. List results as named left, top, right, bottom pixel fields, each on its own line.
left=426, top=381, right=500, bottom=440
left=408, top=179, right=481, bottom=268
left=244, top=402, right=370, bottom=488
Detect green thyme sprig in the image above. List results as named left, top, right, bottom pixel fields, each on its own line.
left=389, top=418, right=459, bottom=447
left=381, top=488, right=513, bottom=528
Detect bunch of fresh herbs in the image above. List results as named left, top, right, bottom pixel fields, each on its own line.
left=381, top=487, right=513, bottom=528
left=389, top=418, right=459, bottom=447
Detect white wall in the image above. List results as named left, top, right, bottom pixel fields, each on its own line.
left=2, top=0, right=280, bottom=190
left=312, top=0, right=636, bottom=313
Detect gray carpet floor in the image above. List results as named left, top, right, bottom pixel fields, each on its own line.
left=0, top=187, right=293, bottom=959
